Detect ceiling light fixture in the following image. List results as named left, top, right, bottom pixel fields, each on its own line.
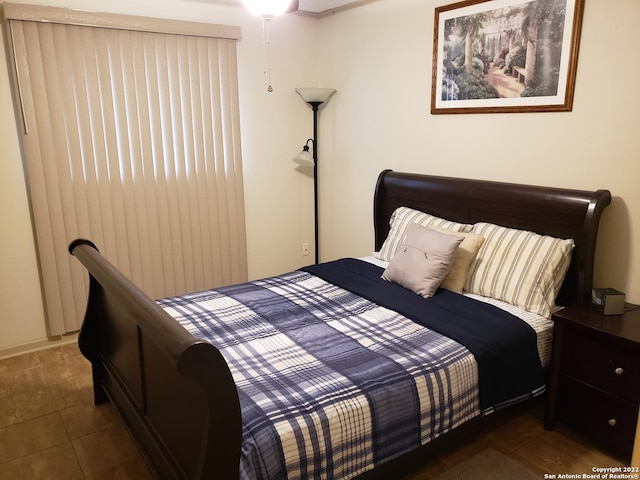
left=242, top=0, right=293, bottom=18
left=242, top=0, right=296, bottom=92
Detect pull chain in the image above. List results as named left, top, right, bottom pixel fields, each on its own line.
left=262, top=16, right=274, bottom=92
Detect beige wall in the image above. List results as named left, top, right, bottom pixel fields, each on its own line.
left=316, top=0, right=640, bottom=306
left=0, top=37, right=45, bottom=349
left=1, top=0, right=639, bottom=354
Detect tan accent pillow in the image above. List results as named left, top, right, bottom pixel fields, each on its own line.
left=376, top=206, right=473, bottom=262
left=465, top=222, right=574, bottom=318
left=381, top=224, right=464, bottom=298
left=429, top=226, right=486, bottom=294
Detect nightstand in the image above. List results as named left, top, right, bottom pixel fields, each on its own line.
left=545, top=302, right=640, bottom=462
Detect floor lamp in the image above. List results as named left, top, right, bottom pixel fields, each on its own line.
left=293, top=87, right=336, bottom=264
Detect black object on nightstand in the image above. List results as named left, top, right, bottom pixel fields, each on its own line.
left=545, top=302, right=640, bottom=462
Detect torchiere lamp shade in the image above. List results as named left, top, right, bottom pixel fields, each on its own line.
left=295, top=88, right=337, bottom=104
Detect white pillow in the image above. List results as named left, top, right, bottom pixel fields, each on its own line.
left=376, top=207, right=473, bottom=262
left=381, top=224, right=464, bottom=298
left=464, top=222, right=574, bottom=318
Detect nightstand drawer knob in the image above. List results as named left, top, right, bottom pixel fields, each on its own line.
left=614, top=367, right=624, bottom=375
left=608, top=419, right=617, bottom=427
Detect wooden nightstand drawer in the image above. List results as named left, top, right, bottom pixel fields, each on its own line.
left=546, top=303, right=640, bottom=461
left=558, top=376, right=638, bottom=458
left=562, top=328, right=640, bottom=402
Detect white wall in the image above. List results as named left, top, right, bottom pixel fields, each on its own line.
left=316, top=0, right=640, bottom=305
left=2, top=0, right=639, bottom=354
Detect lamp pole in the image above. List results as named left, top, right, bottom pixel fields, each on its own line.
left=294, top=88, right=336, bottom=265
left=310, top=101, right=321, bottom=264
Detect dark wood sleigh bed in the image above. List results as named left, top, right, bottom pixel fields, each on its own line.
left=69, top=170, right=611, bottom=480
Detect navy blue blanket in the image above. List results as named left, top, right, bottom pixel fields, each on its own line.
left=301, top=258, right=545, bottom=411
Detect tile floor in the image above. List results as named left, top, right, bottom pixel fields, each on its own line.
left=0, top=343, right=153, bottom=480
left=400, top=402, right=625, bottom=479
left=1, top=343, right=626, bottom=479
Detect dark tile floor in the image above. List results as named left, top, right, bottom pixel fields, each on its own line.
left=0, top=344, right=153, bottom=479
left=401, top=402, right=625, bottom=479
left=0, top=343, right=625, bottom=479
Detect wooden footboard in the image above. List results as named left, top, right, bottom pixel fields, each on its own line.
left=69, top=239, right=242, bottom=480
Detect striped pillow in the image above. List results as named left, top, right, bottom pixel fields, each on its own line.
left=376, top=207, right=473, bottom=261
left=464, top=222, right=574, bottom=318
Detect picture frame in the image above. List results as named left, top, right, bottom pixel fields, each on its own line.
left=431, top=0, right=585, bottom=114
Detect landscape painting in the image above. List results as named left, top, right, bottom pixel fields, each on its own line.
left=431, top=0, right=585, bottom=114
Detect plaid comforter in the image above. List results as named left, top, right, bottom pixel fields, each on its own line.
left=159, top=262, right=536, bottom=480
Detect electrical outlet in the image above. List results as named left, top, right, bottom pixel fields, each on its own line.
left=302, top=243, right=310, bottom=256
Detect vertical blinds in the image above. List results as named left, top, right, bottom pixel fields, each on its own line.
left=6, top=6, right=247, bottom=336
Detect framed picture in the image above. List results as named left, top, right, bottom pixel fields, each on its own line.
left=431, top=0, right=585, bottom=114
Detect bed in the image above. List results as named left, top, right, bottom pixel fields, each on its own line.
left=69, top=169, right=611, bottom=480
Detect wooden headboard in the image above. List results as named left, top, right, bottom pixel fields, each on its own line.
left=373, top=170, right=611, bottom=307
